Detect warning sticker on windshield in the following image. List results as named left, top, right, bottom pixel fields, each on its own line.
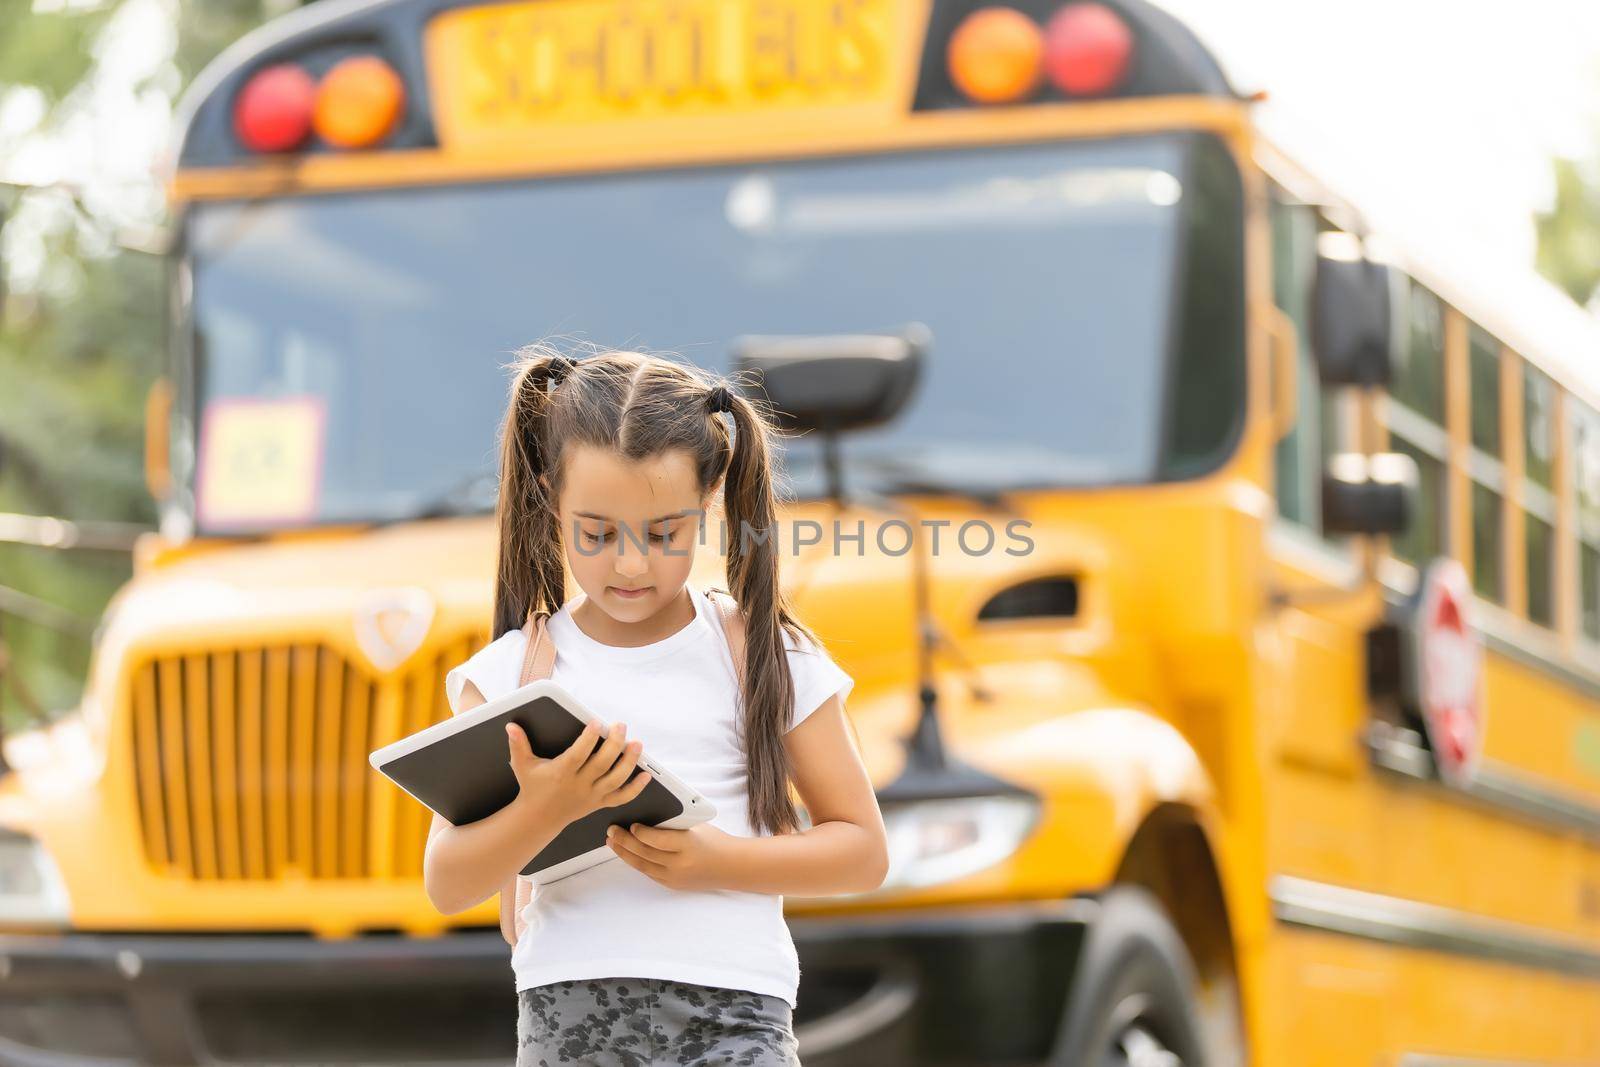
left=196, top=396, right=326, bottom=529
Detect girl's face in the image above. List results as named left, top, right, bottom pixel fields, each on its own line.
left=554, top=444, right=709, bottom=623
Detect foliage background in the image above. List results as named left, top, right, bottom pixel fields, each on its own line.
left=0, top=0, right=283, bottom=728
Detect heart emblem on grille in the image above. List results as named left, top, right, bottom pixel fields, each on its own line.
left=353, top=588, right=435, bottom=671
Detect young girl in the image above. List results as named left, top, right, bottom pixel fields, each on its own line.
left=422, top=346, right=888, bottom=1066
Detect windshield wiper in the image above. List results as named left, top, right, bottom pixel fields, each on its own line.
left=783, top=443, right=1115, bottom=504
left=375, top=470, right=499, bottom=526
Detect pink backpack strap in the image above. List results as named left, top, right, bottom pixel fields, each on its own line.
left=518, top=609, right=556, bottom=688
left=705, top=587, right=746, bottom=694
left=506, top=604, right=560, bottom=947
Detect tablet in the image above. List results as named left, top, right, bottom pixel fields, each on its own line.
left=368, top=679, right=716, bottom=884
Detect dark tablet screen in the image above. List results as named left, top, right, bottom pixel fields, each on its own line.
left=379, top=693, right=685, bottom=875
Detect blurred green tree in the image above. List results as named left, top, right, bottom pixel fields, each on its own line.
left=0, top=0, right=276, bottom=728
left=1535, top=157, right=1600, bottom=311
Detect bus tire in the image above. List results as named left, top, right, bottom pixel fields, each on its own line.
left=1050, top=885, right=1209, bottom=1067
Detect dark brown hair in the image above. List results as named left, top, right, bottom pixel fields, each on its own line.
left=491, top=343, right=819, bottom=835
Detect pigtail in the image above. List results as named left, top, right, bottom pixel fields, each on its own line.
left=720, top=388, right=816, bottom=836
left=491, top=349, right=574, bottom=639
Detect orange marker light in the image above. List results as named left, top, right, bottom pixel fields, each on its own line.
left=947, top=7, right=1045, bottom=105
left=313, top=55, right=405, bottom=149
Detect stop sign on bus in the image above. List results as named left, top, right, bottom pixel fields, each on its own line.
left=1412, top=558, right=1486, bottom=788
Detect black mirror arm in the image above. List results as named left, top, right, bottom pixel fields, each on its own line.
left=817, top=473, right=1017, bottom=803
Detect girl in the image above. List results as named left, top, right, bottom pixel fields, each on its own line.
left=422, top=346, right=889, bottom=1067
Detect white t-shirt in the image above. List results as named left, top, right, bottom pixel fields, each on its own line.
left=442, top=585, right=853, bottom=1007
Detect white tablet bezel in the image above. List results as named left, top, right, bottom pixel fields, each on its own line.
left=368, top=678, right=717, bottom=883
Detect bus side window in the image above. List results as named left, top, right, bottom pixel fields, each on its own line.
left=1269, top=188, right=1357, bottom=543
left=1269, top=189, right=1321, bottom=530
left=1523, top=362, right=1557, bottom=628
left=1572, top=401, right=1600, bottom=642
left=1467, top=323, right=1507, bottom=603
left=1385, top=280, right=1449, bottom=568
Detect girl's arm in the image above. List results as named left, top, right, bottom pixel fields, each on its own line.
left=424, top=800, right=558, bottom=916
left=420, top=680, right=560, bottom=915
left=728, top=693, right=889, bottom=894
left=608, top=694, right=889, bottom=896
left=422, top=679, right=649, bottom=915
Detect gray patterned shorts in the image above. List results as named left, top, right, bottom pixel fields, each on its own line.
left=515, top=977, right=800, bottom=1066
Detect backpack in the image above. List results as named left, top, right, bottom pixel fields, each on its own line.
left=500, top=586, right=747, bottom=947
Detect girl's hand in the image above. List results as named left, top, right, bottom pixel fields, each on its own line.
left=506, top=720, right=651, bottom=827
left=605, top=822, right=741, bottom=891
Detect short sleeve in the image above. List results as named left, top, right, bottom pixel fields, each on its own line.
left=443, top=630, right=526, bottom=716
left=782, top=628, right=854, bottom=733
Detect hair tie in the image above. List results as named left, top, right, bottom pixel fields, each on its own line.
left=706, top=384, right=734, bottom=414
left=547, top=355, right=578, bottom=386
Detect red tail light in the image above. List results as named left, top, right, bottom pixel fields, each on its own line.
left=233, top=64, right=316, bottom=153
left=1044, top=3, right=1134, bottom=96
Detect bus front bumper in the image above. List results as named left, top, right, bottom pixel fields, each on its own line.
left=0, top=901, right=1088, bottom=1066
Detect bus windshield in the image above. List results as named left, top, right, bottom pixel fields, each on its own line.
left=185, top=132, right=1240, bottom=532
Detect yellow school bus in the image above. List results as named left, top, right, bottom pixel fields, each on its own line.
left=1, top=0, right=1597, bottom=1063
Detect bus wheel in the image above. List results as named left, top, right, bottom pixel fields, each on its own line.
left=1050, top=886, right=1208, bottom=1067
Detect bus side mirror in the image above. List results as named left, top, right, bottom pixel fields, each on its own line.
left=1322, top=452, right=1417, bottom=536
left=1312, top=236, right=1395, bottom=387
left=731, top=325, right=927, bottom=435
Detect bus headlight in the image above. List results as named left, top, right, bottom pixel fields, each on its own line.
left=0, top=829, right=71, bottom=925
left=878, top=794, right=1041, bottom=891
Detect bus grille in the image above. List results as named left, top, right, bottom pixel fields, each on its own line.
left=126, top=634, right=487, bottom=882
